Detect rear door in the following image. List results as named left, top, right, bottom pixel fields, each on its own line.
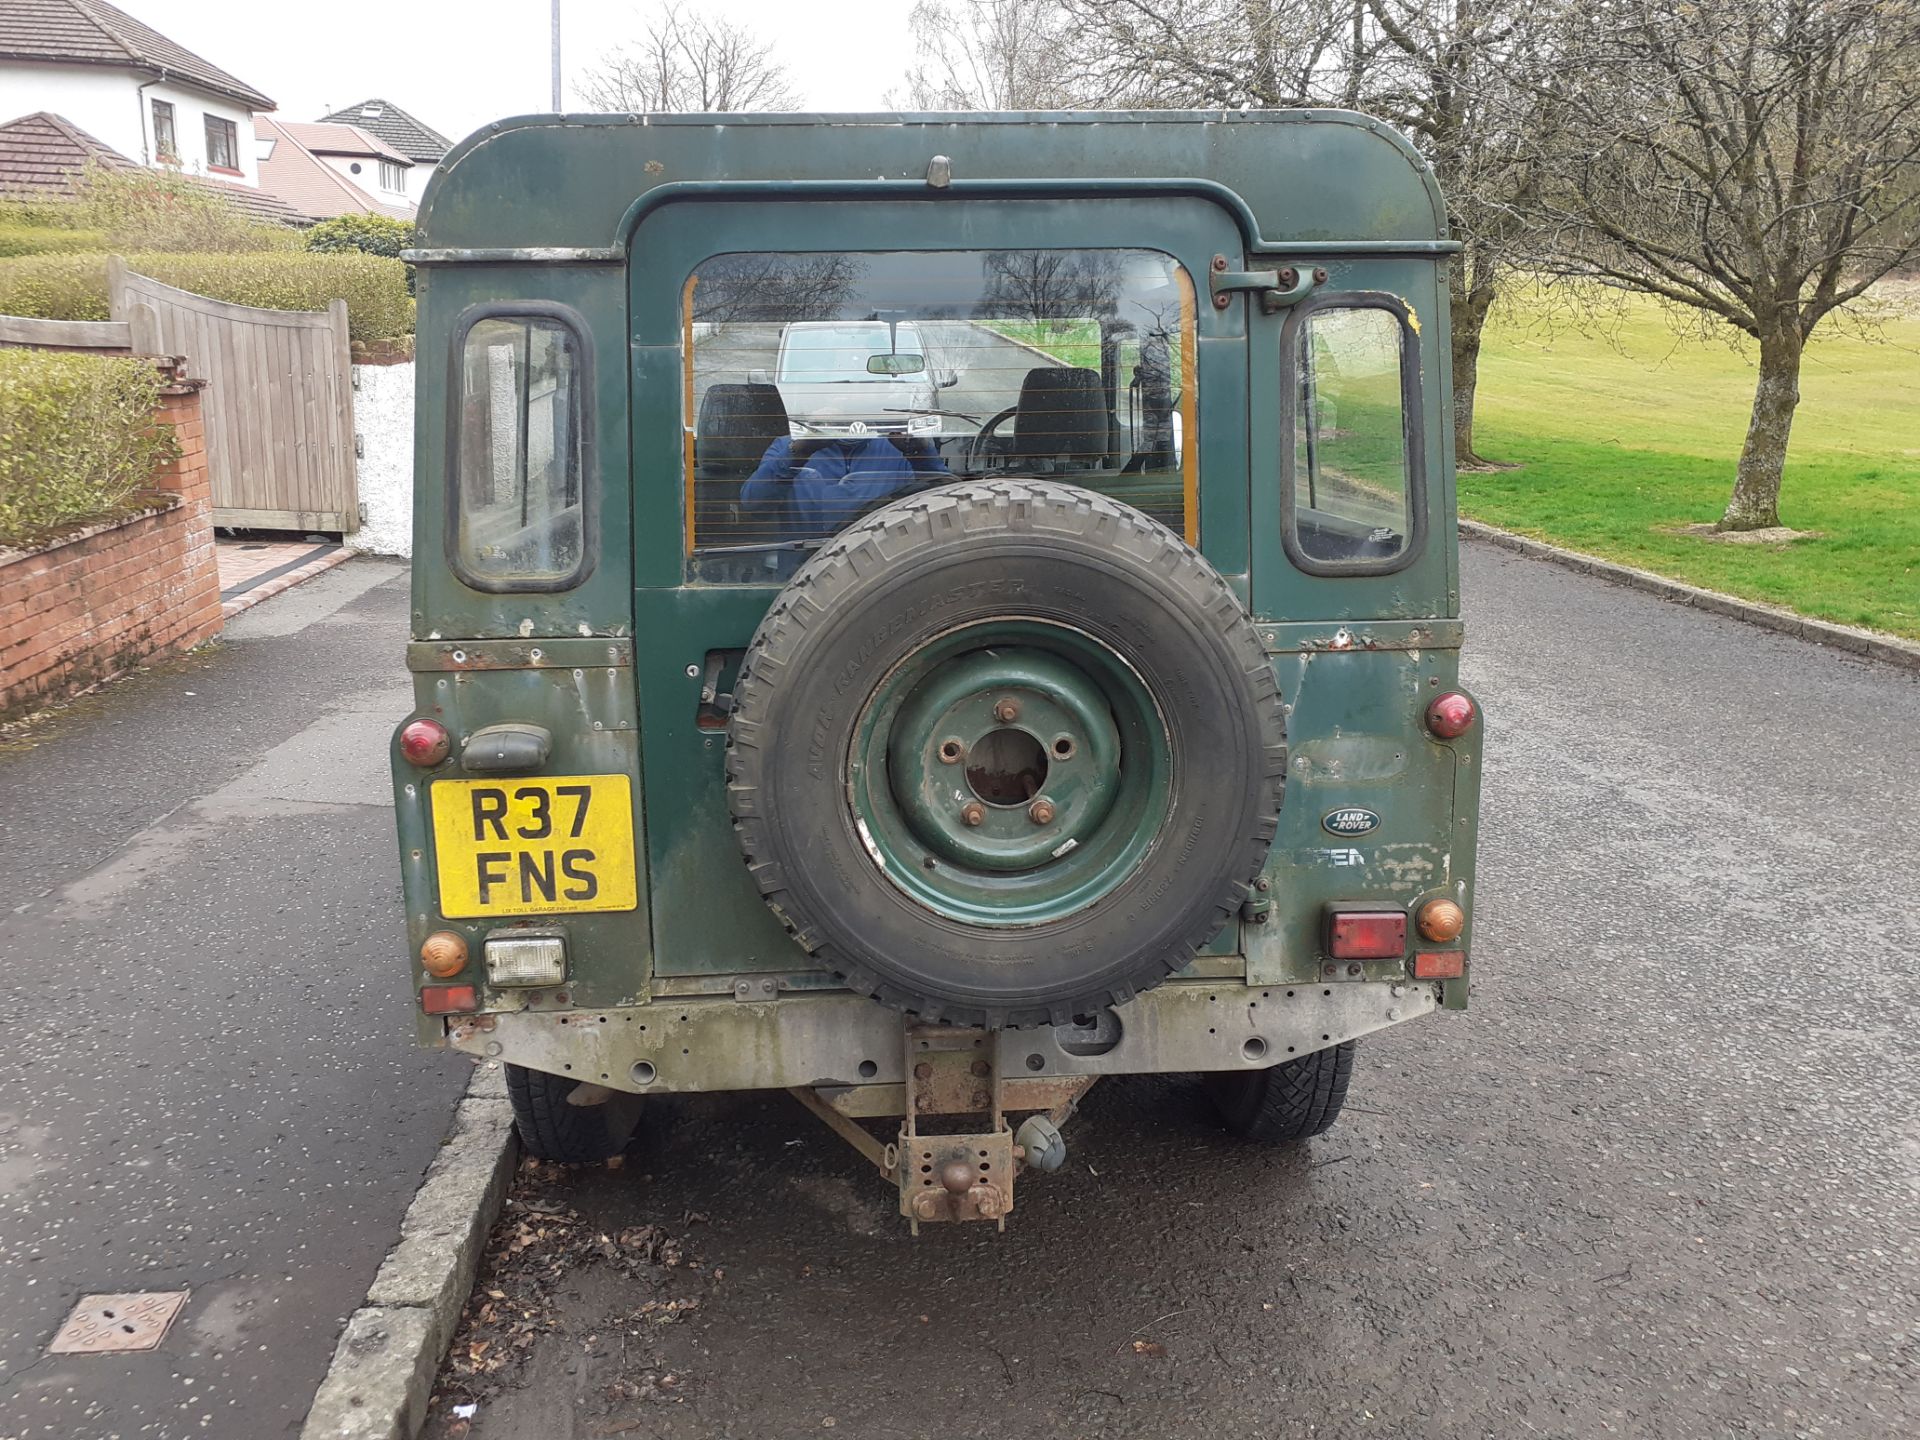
left=626, top=194, right=1253, bottom=983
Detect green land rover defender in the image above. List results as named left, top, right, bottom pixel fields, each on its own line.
left=391, top=111, right=1482, bottom=1229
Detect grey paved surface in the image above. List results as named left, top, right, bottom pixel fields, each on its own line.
left=430, top=540, right=1919, bottom=1440
left=0, top=561, right=470, bottom=1439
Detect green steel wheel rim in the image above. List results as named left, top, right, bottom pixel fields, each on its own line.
left=848, top=618, right=1171, bottom=927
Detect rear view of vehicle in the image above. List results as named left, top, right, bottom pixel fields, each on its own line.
left=392, top=112, right=1482, bottom=1230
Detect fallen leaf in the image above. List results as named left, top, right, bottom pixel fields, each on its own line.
left=1131, top=1340, right=1166, bottom=1357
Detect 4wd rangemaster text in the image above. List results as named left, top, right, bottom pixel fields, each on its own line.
left=391, top=110, right=1484, bottom=1230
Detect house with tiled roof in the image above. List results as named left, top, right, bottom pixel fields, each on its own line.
left=0, top=109, right=303, bottom=225
left=318, top=98, right=450, bottom=203
left=0, top=0, right=275, bottom=188
left=254, top=117, right=414, bottom=224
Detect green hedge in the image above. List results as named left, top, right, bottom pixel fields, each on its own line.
left=0, top=350, right=177, bottom=548
left=0, top=251, right=414, bottom=341
left=0, top=225, right=108, bottom=258
left=305, top=213, right=415, bottom=259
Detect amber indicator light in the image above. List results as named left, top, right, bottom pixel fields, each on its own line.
left=1416, top=898, right=1466, bottom=943
left=419, top=930, right=469, bottom=978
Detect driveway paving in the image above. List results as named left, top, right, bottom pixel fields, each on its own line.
left=0, top=561, right=469, bottom=1440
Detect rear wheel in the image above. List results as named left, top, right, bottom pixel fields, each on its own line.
left=1206, top=1042, right=1356, bottom=1142
left=505, top=1064, right=626, bottom=1164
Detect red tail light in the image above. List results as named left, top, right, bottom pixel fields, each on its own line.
left=1426, top=692, right=1476, bottom=739
left=1327, top=910, right=1407, bottom=959
left=419, top=983, right=477, bottom=1015
left=399, top=717, right=451, bottom=766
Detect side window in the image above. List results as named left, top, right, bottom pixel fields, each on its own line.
left=1289, top=305, right=1415, bottom=568
left=451, top=311, right=592, bottom=590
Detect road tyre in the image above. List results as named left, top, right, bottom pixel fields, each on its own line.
left=726, top=479, right=1288, bottom=1029
left=505, top=1064, right=622, bottom=1164
left=1207, top=1041, right=1356, bottom=1142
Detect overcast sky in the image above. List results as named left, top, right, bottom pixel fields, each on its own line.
left=113, top=0, right=916, bottom=145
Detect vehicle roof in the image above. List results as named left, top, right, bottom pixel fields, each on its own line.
left=417, top=111, right=1447, bottom=254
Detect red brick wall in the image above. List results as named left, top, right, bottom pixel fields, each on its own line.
left=1, top=374, right=224, bottom=719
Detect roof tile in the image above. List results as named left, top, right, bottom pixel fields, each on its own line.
left=0, top=0, right=275, bottom=110
left=317, top=97, right=451, bottom=163
left=0, top=110, right=303, bottom=224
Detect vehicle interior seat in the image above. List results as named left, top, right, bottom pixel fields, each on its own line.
left=695, top=381, right=790, bottom=541
left=1011, top=367, right=1107, bottom=471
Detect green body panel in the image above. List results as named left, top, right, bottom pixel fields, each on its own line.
left=392, top=111, right=1478, bottom=1079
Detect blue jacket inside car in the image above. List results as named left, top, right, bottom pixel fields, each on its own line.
left=741, top=434, right=950, bottom=538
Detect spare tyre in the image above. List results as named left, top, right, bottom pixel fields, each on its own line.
left=725, top=480, right=1287, bottom=1029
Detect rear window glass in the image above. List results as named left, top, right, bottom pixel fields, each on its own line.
left=1290, top=306, right=1412, bottom=568
left=453, top=313, right=588, bottom=589
left=684, top=249, right=1196, bottom=583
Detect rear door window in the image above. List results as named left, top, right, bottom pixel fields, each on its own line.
left=684, top=248, right=1196, bottom=582
left=1286, top=302, right=1418, bottom=570
left=451, top=309, right=592, bottom=591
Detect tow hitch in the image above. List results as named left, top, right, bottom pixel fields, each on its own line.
left=789, top=1023, right=1097, bottom=1233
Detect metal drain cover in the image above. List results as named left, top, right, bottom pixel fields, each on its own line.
left=48, top=1292, right=189, bottom=1354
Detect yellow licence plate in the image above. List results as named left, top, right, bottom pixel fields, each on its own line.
left=430, top=775, right=638, bottom=918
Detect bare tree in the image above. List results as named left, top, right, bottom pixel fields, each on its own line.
left=1356, top=2, right=1550, bottom=467
left=893, top=1, right=1090, bottom=109
left=1046, top=2, right=1553, bottom=469
left=1056, top=0, right=1350, bottom=108
left=577, top=4, right=802, bottom=113
left=1529, top=0, right=1920, bottom=529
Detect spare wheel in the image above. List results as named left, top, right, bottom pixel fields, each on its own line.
left=725, top=480, right=1287, bottom=1029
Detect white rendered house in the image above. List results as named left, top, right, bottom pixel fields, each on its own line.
left=0, top=0, right=274, bottom=187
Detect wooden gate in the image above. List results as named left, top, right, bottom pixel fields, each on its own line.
left=110, top=259, right=358, bottom=533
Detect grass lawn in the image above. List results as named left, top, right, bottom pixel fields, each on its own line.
left=1465, top=285, right=1920, bottom=640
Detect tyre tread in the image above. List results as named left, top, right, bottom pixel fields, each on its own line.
left=1210, top=1041, right=1356, bottom=1142
left=505, top=1064, right=619, bottom=1164
left=726, top=480, right=1288, bottom=1029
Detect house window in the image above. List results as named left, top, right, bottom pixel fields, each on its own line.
left=151, top=99, right=177, bottom=163
left=204, top=115, right=239, bottom=172
left=379, top=160, right=406, bottom=191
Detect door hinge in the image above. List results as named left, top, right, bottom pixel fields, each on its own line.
left=1209, top=257, right=1327, bottom=314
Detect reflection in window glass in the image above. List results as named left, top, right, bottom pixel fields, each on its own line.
left=1292, top=308, right=1409, bottom=565
left=685, top=249, right=1195, bottom=583
left=456, top=317, right=586, bottom=585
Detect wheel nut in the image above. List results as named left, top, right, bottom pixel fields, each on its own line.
left=938, top=738, right=964, bottom=764
left=960, top=801, right=986, bottom=826
left=1027, top=798, right=1055, bottom=825
left=993, top=697, right=1020, bottom=723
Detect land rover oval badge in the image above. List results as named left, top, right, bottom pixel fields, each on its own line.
left=1322, top=807, right=1381, bottom=837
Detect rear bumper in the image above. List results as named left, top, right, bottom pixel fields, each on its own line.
left=443, top=976, right=1441, bottom=1095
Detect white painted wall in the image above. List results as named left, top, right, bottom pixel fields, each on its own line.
left=405, top=162, right=437, bottom=203
left=349, top=360, right=415, bottom=557
left=315, top=151, right=410, bottom=206
left=0, top=61, right=262, bottom=185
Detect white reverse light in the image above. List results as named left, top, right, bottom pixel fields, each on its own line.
left=484, top=935, right=567, bottom=987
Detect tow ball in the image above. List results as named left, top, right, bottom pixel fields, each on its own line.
left=788, top=1025, right=1096, bottom=1233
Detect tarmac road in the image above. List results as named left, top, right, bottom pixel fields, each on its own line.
left=0, top=562, right=469, bottom=1440
left=432, top=540, right=1919, bottom=1440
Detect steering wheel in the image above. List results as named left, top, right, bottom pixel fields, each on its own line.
left=963, top=405, right=1020, bottom=473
